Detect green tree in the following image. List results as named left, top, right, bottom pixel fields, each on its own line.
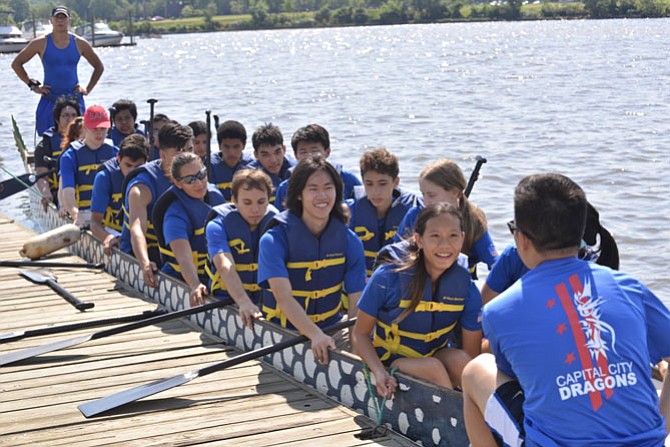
left=251, top=0, right=269, bottom=24
left=314, top=5, right=330, bottom=21
left=9, top=0, right=30, bottom=22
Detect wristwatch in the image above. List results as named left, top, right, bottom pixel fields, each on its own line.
left=27, top=79, right=41, bottom=90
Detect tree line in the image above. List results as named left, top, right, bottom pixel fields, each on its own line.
left=2, top=0, right=668, bottom=31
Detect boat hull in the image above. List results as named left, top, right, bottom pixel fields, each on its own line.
left=27, top=179, right=469, bottom=447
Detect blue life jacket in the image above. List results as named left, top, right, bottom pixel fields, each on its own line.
left=249, top=157, right=296, bottom=202
left=209, top=152, right=254, bottom=201
left=109, top=127, right=145, bottom=147
left=41, top=127, right=64, bottom=195
left=69, top=139, right=116, bottom=210
left=350, top=187, right=418, bottom=277
left=96, top=158, right=125, bottom=231
left=119, top=160, right=172, bottom=265
left=373, top=259, right=471, bottom=362
left=262, top=211, right=348, bottom=329
left=205, top=203, right=277, bottom=304
left=153, top=184, right=224, bottom=283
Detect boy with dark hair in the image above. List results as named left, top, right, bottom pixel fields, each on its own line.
left=249, top=123, right=295, bottom=200
left=273, top=123, right=361, bottom=211
left=119, top=121, right=193, bottom=288
left=148, top=113, right=170, bottom=160
left=209, top=120, right=255, bottom=201
left=347, top=147, right=418, bottom=277
left=109, top=99, right=144, bottom=147
left=59, top=104, right=117, bottom=226
left=188, top=120, right=208, bottom=159
left=462, top=173, right=670, bottom=447
left=90, top=134, right=148, bottom=255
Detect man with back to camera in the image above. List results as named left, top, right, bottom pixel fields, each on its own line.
left=461, top=173, right=670, bottom=447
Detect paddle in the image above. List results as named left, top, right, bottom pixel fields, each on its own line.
left=205, top=109, right=212, bottom=179
left=147, top=98, right=157, bottom=160
left=464, top=155, right=487, bottom=198
left=0, top=298, right=233, bottom=367
left=0, top=260, right=104, bottom=269
left=0, top=169, right=55, bottom=200
left=78, top=317, right=356, bottom=418
left=0, top=308, right=168, bottom=343
left=20, top=269, right=95, bottom=311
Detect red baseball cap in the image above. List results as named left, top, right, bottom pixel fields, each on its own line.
left=84, top=105, right=111, bottom=129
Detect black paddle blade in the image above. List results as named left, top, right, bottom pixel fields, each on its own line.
left=79, top=371, right=199, bottom=417
left=0, top=334, right=93, bottom=366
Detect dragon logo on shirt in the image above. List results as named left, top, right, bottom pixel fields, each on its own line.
left=573, top=277, right=617, bottom=362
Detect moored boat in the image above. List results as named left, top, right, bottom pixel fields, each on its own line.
left=15, top=126, right=469, bottom=447
left=0, top=24, right=28, bottom=53
left=21, top=19, right=51, bottom=40
left=74, top=22, right=123, bottom=47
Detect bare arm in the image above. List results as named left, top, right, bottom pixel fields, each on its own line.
left=347, top=291, right=361, bottom=319
left=213, top=251, right=261, bottom=329
left=660, top=356, right=670, bottom=435
left=169, top=238, right=207, bottom=306
left=90, top=211, right=118, bottom=256
left=60, top=186, right=78, bottom=222
left=128, top=184, right=158, bottom=287
left=11, top=38, right=43, bottom=85
left=352, top=310, right=397, bottom=398
left=462, top=328, right=483, bottom=360
left=76, top=37, right=104, bottom=95
left=35, top=167, right=54, bottom=201
left=480, top=283, right=500, bottom=305
left=267, top=276, right=334, bottom=364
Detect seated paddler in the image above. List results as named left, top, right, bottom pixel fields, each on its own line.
left=90, top=134, right=148, bottom=255
left=153, top=152, right=225, bottom=305
left=258, top=155, right=366, bottom=365
left=205, top=169, right=278, bottom=328
left=58, top=104, right=117, bottom=226
left=119, top=120, right=190, bottom=288
left=352, top=203, right=483, bottom=398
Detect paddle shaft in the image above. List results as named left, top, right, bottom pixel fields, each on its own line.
left=89, top=298, right=233, bottom=340
left=0, top=260, right=104, bottom=269
left=0, top=169, right=55, bottom=200
left=464, top=155, right=487, bottom=198
left=147, top=98, right=157, bottom=160
left=200, top=317, right=356, bottom=377
left=0, top=309, right=167, bottom=343
left=205, top=109, right=212, bottom=179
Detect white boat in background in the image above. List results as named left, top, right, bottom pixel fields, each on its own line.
left=21, top=20, right=51, bottom=40
left=0, top=24, right=28, bottom=53
left=75, top=22, right=123, bottom=47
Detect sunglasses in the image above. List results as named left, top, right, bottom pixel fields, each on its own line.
left=177, top=167, right=207, bottom=184
left=507, top=220, right=534, bottom=241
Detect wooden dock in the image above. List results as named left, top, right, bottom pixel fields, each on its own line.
left=0, top=215, right=417, bottom=447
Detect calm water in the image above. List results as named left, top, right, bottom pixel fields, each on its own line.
left=1, top=19, right=668, bottom=302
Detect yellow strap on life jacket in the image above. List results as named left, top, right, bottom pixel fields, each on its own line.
left=398, top=300, right=464, bottom=313
left=161, top=246, right=208, bottom=274
left=229, top=238, right=250, bottom=255
left=384, top=230, right=396, bottom=241
left=263, top=300, right=342, bottom=328
left=354, top=226, right=375, bottom=242
left=286, top=256, right=346, bottom=281
left=374, top=317, right=458, bottom=360
left=78, top=163, right=99, bottom=176
left=373, top=330, right=449, bottom=362
left=216, top=181, right=232, bottom=191
left=205, top=262, right=261, bottom=294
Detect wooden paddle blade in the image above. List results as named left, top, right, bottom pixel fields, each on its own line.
left=79, top=371, right=199, bottom=418
left=0, top=334, right=93, bottom=366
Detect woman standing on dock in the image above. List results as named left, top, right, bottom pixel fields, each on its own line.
left=352, top=203, right=483, bottom=397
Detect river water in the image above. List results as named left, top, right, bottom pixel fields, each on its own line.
left=0, top=19, right=668, bottom=303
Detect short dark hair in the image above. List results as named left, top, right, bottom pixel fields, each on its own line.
left=153, top=113, right=170, bottom=124
left=290, top=124, right=330, bottom=155
left=118, top=134, right=149, bottom=162
left=52, top=97, right=81, bottom=132
left=285, top=156, right=345, bottom=223
left=231, top=169, right=273, bottom=199
left=252, top=123, right=283, bottom=151
left=188, top=120, right=208, bottom=137
left=111, top=99, right=138, bottom=121
left=217, top=120, right=247, bottom=144
left=158, top=121, right=193, bottom=151
left=514, top=173, right=587, bottom=253
left=359, top=147, right=399, bottom=179
left=171, top=152, right=202, bottom=180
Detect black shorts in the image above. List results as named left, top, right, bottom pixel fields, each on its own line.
left=484, top=380, right=525, bottom=447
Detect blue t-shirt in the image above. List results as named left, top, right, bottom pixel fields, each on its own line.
left=90, top=168, right=113, bottom=214
left=257, top=222, right=366, bottom=296
left=484, top=257, right=670, bottom=447
left=485, top=243, right=529, bottom=293
left=58, top=144, right=119, bottom=189
left=359, top=263, right=482, bottom=332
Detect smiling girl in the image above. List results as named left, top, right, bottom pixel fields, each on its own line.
left=352, top=203, right=483, bottom=397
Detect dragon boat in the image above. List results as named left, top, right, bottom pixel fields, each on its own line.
left=13, top=118, right=470, bottom=447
